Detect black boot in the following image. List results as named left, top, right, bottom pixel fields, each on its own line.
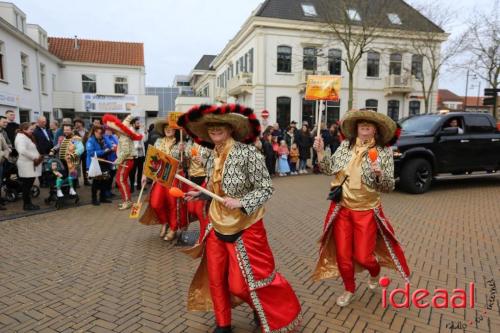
left=213, top=326, right=232, bottom=333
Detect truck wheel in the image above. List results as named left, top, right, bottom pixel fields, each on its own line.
left=400, top=158, right=432, bottom=194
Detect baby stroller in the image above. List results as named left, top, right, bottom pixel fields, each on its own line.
left=1, top=159, right=40, bottom=202
left=42, top=156, right=79, bottom=209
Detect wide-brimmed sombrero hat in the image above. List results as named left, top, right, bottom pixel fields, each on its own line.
left=102, top=114, right=143, bottom=141
left=177, top=104, right=261, bottom=149
left=340, top=109, right=400, bottom=146
left=153, top=117, right=179, bottom=135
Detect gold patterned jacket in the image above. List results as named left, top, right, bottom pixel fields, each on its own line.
left=319, top=140, right=395, bottom=193
left=153, top=137, right=181, bottom=159
left=205, top=141, right=273, bottom=215
left=116, top=135, right=137, bottom=164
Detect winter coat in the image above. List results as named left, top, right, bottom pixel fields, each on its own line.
left=295, top=131, right=313, bottom=160
left=15, top=133, right=41, bottom=178
left=86, top=135, right=113, bottom=169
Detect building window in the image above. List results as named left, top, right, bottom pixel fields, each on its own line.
left=411, top=55, right=423, bottom=80
left=21, top=53, right=29, bottom=88
left=277, top=97, right=291, bottom=130
left=235, top=60, right=239, bottom=75
left=387, top=13, right=402, bottom=25
left=388, top=100, right=400, bottom=121
left=248, top=49, right=254, bottom=73
left=365, top=99, right=378, bottom=111
left=240, top=56, right=244, bottom=72
left=277, top=45, right=292, bottom=73
left=0, top=41, right=5, bottom=80
left=366, top=52, right=380, bottom=77
left=328, top=49, right=342, bottom=75
left=303, top=47, right=317, bottom=71
left=347, top=8, right=361, bottom=21
left=52, top=74, right=56, bottom=91
left=114, top=77, right=128, bottom=94
left=389, top=53, right=402, bottom=75
left=302, top=99, right=316, bottom=125
left=326, top=100, right=340, bottom=125
left=202, top=85, right=209, bottom=97
left=301, top=3, right=318, bottom=17
left=40, top=63, right=46, bottom=93
left=82, top=74, right=96, bottom=93
left=244, top=54, right=248, bottom=73
left=409, top=101, right=420, bottom=116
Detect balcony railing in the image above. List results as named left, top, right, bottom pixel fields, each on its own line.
left=227, top=72, right=253, bottom=96
left=384, top=74, right=413, bottom=95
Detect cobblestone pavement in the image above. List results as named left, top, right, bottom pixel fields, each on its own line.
left=0, top=174, right=499, bottom=333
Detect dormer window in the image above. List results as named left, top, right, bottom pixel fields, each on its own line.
left=301, top=3, right=318, bottom=17
left=347, top=8, right=361, bottom=21
left=388, top=13, right=402, bottom=25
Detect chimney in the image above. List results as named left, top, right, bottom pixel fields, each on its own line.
left=74, top=35, right=79, bottom=50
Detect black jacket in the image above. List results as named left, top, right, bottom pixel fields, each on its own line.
left=295, top=131, right=313, bottom=160
left=33, top=126, right=54, bottom=155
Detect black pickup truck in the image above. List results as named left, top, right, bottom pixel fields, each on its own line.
left=393, top=112, right=500, bottom=193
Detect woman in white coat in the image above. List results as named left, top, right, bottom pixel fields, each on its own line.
left=15, top=122, right=42, bottom=211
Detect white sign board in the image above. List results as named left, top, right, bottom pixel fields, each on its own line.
left=83, top=94, right=138, bottom=113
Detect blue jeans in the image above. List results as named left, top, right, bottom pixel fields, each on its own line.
left=299, top=159, right=307, bottom=171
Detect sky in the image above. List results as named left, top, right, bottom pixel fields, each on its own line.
left=13, top=0, right=494, bottom=96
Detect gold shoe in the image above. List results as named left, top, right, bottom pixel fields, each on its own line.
left=118, top=201, right=132, bottom=210
left=160, top=225, right=168, bottom=238
left=336, top=291, right=355, bottom=307
left=368, top=274, right=380, bottom=290
left=164, top=229, right=176, bottom=241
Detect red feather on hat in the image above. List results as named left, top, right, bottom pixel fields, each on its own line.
left=102, top=114, right=143, bottom=141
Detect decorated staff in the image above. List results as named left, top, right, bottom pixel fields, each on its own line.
left=178, top=104, right=301, bottom=333
left=139, top=118, right=188, bottom=241
left=312, top=109, right=409, bottom=307
left=102, top=114, right=143, bottom=210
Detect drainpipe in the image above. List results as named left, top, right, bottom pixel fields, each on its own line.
left=35, top=49, right=43, bottom=120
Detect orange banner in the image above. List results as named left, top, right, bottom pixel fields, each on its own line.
left=305, top=75, right=341, bottom=101
left=168, top=112, right=184, bottom=129
left=144, top=145, right=179, bottom=187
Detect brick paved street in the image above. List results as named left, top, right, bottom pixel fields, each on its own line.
left=0, top=175, right=499, bottom=333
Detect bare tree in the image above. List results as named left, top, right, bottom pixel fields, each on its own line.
left=400, top=1, right=468, bottom=114
left=317, top=0, right=393, bottom=110
left=462, top=0, right=500, bottom=119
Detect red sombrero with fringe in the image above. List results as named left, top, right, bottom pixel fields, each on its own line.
left=102, top=114, right=143, bottom=141
left=177, top=104, right=261, bottom=149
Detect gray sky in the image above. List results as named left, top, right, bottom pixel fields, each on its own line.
left=14, top=0, right=493, bottom=96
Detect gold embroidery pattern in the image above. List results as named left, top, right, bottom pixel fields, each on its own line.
left=374, top=208, right=410, bottom=284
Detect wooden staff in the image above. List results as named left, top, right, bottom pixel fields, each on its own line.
left=96, top=158, right=129, bottom=168
left=174, top=173, right=224, bottom=203
left=317, top=100, right=323, bottom=137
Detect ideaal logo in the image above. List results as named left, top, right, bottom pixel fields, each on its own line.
left=379, top=277, right=475, bottom=309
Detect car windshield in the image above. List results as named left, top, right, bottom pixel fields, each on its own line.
left=400, top=115, right=441, bottom=134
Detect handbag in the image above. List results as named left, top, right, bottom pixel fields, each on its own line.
left=327, top=176, right=348, bottom=202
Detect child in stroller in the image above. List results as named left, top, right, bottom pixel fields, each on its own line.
left=42, top=156, right=79, bottom=208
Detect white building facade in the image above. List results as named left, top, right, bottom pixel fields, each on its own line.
left=0, top=2, right=157, bottom=125
left=190, top=0, right=446, bottom=129
left=0, top=2, right=59, bottom=122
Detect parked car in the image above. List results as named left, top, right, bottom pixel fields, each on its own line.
left=393, top=112, right=500, bottom=193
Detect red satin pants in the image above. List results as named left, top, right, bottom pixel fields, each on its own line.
left=149, top=181, right=187, bottom=231
left=206, top=221, right=301, bottom=330
left=333, top=207, right=381, bottom=293
left=116, top=159, right=134, bottom=202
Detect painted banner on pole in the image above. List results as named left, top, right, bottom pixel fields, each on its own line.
left=168, top=111, right=184, bottom=129
left=144, top=145, right=179, bottom=187
left=305, top=75, right=341, bottom=101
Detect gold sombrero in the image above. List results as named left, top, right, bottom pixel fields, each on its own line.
left=341, top=109, right=397, bottom=145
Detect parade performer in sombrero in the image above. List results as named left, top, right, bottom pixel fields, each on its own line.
left=312, top=109, right=410, bottom=307
left=179, top=104, right=301, bottom=333
left=139, top=118, right=188, bottom=241
left=102, top=114, right=143, bottom=210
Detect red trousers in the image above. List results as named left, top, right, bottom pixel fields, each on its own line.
left=206, top=221, right=301, bottom=331
left=333, top=207, right=381, bottom=293
left=149, top=180, right=188, bottom=231
left=116, top=159, right=134, bottom=202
